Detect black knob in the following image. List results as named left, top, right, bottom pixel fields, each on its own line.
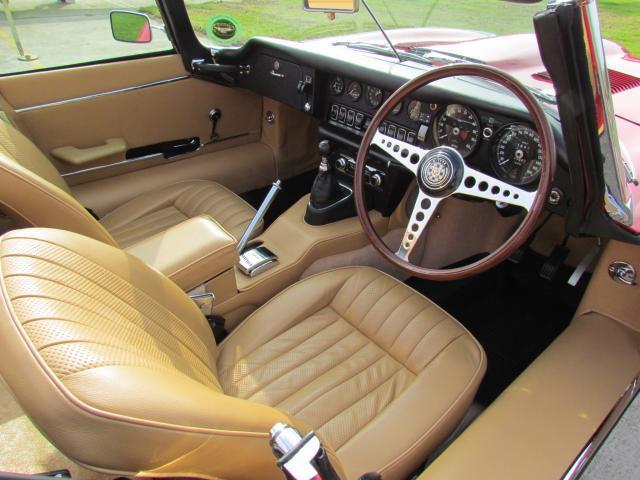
left=319, top=140, right=331, bottom=156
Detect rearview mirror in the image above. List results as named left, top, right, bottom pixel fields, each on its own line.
left=110, top=10, right=152, bottom=43
left=304, top=0, right=359, bottom=13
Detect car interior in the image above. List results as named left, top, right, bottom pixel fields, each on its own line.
left=0, top=1, right=638, bottom=480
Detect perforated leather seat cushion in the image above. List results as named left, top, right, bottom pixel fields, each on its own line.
left=0, top=229, right=485, bottom=480
left=0, top=229, right=298, bottom=480
left=217, top=267, right=486, bottom=480
left=99, top=180, right=261, bottom=247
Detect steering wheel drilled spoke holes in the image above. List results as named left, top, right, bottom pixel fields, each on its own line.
left=354, top=64, right=555, bottom=280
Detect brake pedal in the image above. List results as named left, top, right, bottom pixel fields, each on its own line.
left=509, top=236, right=534, bottom=264
left=539, top=244, right=570, bottom=281
left=508, top=246, right=527, bottom=264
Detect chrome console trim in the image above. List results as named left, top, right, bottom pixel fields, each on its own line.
left=561, top=374, right=640, bottom=480
left=60, top=152, right=164, bottom=178
left=14, top=75, right=191, bottom=113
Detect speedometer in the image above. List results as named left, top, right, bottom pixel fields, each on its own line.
left=434, top=104, right=480, bottom=157
left=492, top=124, right=542, bottom=185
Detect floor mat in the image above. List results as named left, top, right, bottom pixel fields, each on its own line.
left=407, top=249, right=589, bottom=405
left=0, top=376, right=112, bottom=479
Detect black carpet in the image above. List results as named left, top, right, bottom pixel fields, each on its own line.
left=406, top=250, right=589, bottom=405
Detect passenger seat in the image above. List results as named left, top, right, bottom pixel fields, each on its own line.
left=0, top=120, right=261, bottom=248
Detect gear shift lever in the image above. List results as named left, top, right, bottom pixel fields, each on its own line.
left=309, top=140, right=340, bottom=209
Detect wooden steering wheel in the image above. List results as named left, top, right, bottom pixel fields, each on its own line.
left=354, top=64, right=556, bottom=280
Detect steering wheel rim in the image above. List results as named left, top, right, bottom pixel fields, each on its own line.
left=354, top=63, right=556, bottom=281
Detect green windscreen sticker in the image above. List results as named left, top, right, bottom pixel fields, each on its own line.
left=206, top=15, right=241, bottom=44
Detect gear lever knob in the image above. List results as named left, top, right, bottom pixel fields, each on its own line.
left=319, top=140, right=331, bottom=158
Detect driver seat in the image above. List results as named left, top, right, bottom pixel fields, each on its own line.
left=0, top=228, right=485, bottom=480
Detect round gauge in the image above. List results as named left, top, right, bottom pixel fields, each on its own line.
left=492, top=124, right=543, bottom=185
left=330, top=76, right=345, bottom=96
left=391, top=100, right=403, bottom=116
left=434, top=104, right=480, bottom=157
left=346, top=81, right=362, bottom=101
left=407, top=100, right=422, bottom=122
left=366, top=86, right=383, bottom=108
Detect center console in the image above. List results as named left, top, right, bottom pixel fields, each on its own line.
left=126, top=215, right=238, bottom=294
left=303, top=136, right=412, bottom=226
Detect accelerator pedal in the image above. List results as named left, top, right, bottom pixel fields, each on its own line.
left=539, top=242, right=570, bottom=281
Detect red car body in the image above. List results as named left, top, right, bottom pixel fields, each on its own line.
left=313, top=27, right=640, bottom=233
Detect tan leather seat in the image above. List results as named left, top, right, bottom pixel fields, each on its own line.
left=0, top=228, right=485, bottom=480
left=0, top=121, right=260, bottom=247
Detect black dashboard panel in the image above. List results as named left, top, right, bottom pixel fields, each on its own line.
left=220, top=38, right=570, bottom=215
left=321, top=74, right=544, bottom=191
left=239, top=51, right=316, bottom=112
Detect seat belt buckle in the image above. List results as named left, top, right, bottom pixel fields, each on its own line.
left=189, top=292, right=215, bottom=317
left=270, top=423, right=341, bottom=480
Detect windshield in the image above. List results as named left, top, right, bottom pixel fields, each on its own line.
left=141, top=0, right=638, bottom=58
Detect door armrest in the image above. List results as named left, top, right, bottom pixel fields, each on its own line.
left=52, top=138, right=127, bottom=165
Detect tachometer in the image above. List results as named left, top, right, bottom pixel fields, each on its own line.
left=434, top=104, right=480, bottom=157
left=346, top=81, right=362, bottom=101
left=366, top=86, right=383, bottom=108
left=492, top=124, right=542, bottom=185
left=330, top=76, right=345, bottom=96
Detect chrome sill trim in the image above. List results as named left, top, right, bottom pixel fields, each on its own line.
left=61, top=152, right=164, bottom=178
left=561, top=374, right=640, bottom=480
left=15, top=75, right=191, bottom=113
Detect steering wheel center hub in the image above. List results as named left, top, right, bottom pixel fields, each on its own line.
left=418, top=147, right=463, bottom=195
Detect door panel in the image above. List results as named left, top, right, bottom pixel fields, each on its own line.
left=73, top=142, right=275, bottom=217
left=0, top=54, right=276, bottom=214
left=0, top=55, right=185, bottom=109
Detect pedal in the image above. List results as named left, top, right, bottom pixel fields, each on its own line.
left=509, top=236, right=536, bottom=264
left=508, top=247, right=527, bottom=264
left=539, top=244, right=570, bottom=281
left=568, top=241, right=602, bottom=286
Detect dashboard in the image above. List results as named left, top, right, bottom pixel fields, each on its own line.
left=324, top=75, right=543, bottom=189
left=227, top=38, right=569, bottom=217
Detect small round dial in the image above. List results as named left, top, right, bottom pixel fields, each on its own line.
left=391, top=100, right=403, bottom=115
left=407, top=100, right=422, bottom=122
left=346, top=81, right=362, bottom=101
left=366, top=86, right=383, bottom=108
left=330, top=76, right=345, bottom=96
left=492, top=124, right=542, bottom=185
left=434, top=104, right=480, bottom=157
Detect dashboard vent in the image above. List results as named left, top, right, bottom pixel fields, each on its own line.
left=532, top=69, right=640, bottom=94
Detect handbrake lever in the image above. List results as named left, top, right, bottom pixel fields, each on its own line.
left=237, top=180, right=282, bottom=253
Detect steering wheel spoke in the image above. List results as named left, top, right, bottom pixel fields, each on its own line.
left=354, top=63, right=554, bottom=280
left=372, top=131, right=426, bottom=175
left=396, top=191, right=441, bottom=261
left=457, top=165, right=536, bottom=211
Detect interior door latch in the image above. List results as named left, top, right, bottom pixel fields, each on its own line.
left=209, top=108, right=222, bottom=141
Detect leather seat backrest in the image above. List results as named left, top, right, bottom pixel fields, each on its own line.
left=0, top=121, right=116, bottom=246
left=0, top=228, right=301, bottom=479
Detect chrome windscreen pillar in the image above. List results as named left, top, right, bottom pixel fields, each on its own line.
left=547, top=0, right=636, bottom=226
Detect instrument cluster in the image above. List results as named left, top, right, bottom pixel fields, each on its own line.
left=326, top=75, right=543, bottom=187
